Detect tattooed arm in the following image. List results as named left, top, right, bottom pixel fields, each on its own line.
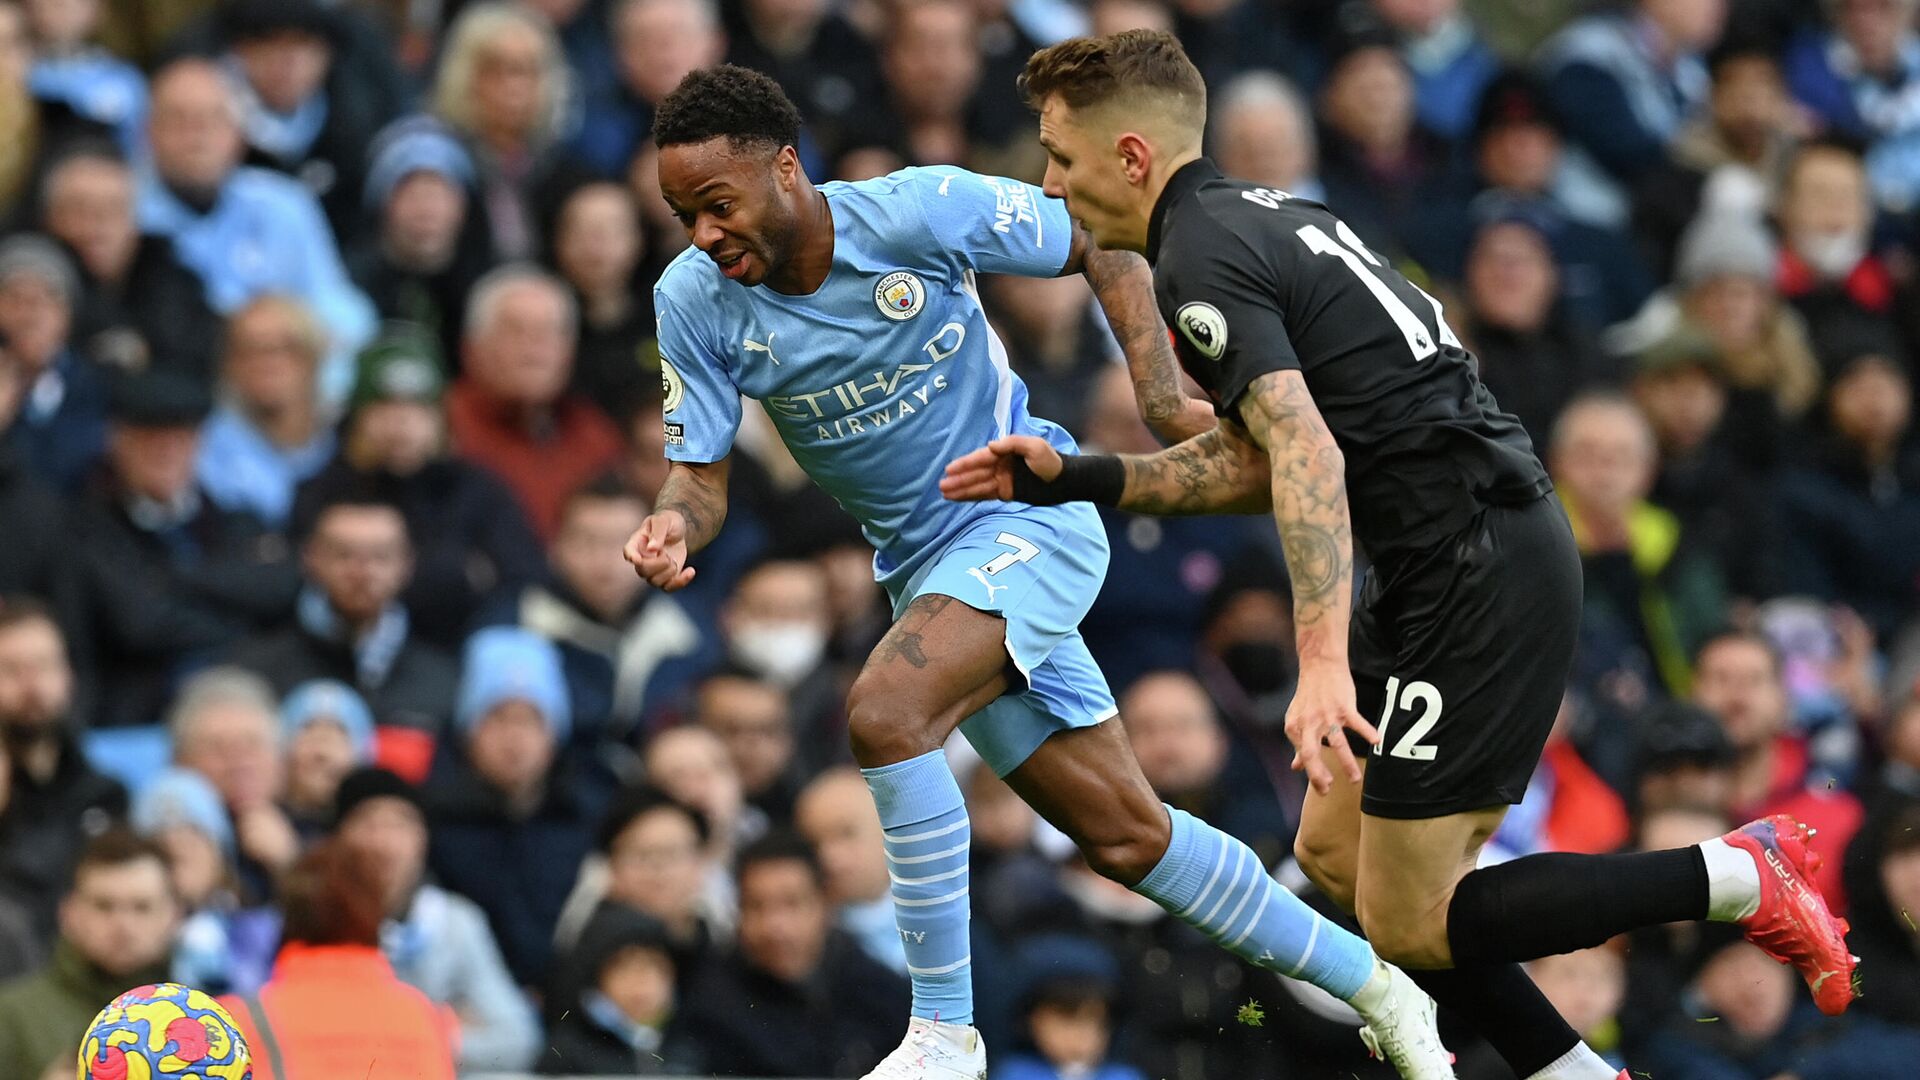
left=623, top=458, right=730, bottom=592
left=1064, top=224, right=1217, bottom=445
left=1236, top=369, right=1376, bottom=791
left=1114, top=421, right=1271, bottom=515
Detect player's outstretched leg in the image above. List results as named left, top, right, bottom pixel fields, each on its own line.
left=1008, top=723, right=1455, bottom=1080
left=847, top=596, right=1016, bottom=1080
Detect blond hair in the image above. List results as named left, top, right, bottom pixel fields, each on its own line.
left=431, top=1, right=572, bottom=145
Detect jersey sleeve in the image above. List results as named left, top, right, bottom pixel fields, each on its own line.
left=653, top=287, right=742, bottom=464
left=1161, top=220, right=1302, bottom=418
left=911, top=168, right=1075, bottom=278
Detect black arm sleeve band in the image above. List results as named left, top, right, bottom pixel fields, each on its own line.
left=1009, top=453, right=1126, bottom=507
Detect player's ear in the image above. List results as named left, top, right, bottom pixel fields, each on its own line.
left=775, top=144, right=800, bottom=190
left=1116, top=132, right=1152, bottom=186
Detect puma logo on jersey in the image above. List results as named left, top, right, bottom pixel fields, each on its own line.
left=966, top=567, right=1008, bottom=605
left=1176, top=302, right=1228, bottom=361
left=744, top=332, right=780, bottom=365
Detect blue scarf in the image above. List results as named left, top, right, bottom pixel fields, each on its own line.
left=297, top=587, right=409, bottom=689
left=223, top=56, right=329, bottom=163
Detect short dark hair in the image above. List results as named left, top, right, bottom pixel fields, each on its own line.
left=598, top=786, right=711, bottom=853
left=1020, top=30, right=1206, bottom=118
left=0, top=594, right=59, bottom=638
left=1694, top=627, right=1783, bottom=679
left=562, top=472, right=642, bottom=524
left=70, top=829, right=172, bottom=894
left=653, top=65, right=802, bottom=153
left=307, top=490, right=411, bottom=545
left=737, top=830, right=823, bottom=889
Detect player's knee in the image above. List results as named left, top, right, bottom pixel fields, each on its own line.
left=1294, top=831, right=1357, bottom=912
left=1357, top=894, right=1453, bottom=970
left=845, top=677, right=940, bottom=767
left=1078, top=807, right=1172, bottom=887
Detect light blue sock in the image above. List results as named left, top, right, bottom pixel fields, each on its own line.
left=862, top=750, right=974, bottom=1025
left=1135, top=805, right=1374, bottom=1000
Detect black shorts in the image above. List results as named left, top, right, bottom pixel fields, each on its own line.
left=1344, top=494, right=1581, bottom=820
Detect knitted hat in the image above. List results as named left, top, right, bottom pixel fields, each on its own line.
left=364, top=116, right=475, bottom=209
left=131, top=768, right=235, bottom=855
left=348, top=324, right=447, bottom=412
left=332, top=766, right=425, bottom=829
left=108, top=371, right=213, bottom=428
left=1676, top=211, right=1778, bottom=288
left=280, top=679, right=375, bottom=762
left=0, top=234, right=79, bottom=306
left=456, top=627, right=572, bottom=742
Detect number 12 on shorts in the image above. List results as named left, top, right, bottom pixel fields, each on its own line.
left=1374, top=675, right=1443, bottom=761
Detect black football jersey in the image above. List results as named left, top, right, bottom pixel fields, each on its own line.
left=1146, top=158, right=1552, bottom=557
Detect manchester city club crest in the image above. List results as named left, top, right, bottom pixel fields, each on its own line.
left=874, top=271, right=925, bottom=321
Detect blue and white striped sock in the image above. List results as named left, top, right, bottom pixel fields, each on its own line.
left=862, top=750, right=974, bottom=1025
left=1134, top=805, right=1374, bottom=1000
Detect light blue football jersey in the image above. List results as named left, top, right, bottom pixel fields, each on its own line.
left=655, top=166, right=1086, bottom=587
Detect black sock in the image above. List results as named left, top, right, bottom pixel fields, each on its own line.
left=1448, top=847, right=1709, bottom=965
left=1408, top=964, right=1581, bottom=1077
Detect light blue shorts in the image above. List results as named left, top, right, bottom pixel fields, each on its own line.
left=887, top=503, right=1118, bottom=777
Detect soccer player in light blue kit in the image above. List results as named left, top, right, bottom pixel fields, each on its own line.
left=622, top=66, right=1452, bottom=1080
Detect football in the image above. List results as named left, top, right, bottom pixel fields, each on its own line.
left=76, top=983, right=252, bottom=1080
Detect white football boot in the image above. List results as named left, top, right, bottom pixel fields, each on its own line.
left=861, top=1017, right=988, bottom=1080
left=1351, top=959, right=1456, bottom=1079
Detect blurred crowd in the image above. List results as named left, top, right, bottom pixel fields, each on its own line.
left=0, top=0, right=1918, bottom=1077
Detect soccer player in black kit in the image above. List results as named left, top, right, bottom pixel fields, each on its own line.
left=942, top=30, right=1857, bottom=1080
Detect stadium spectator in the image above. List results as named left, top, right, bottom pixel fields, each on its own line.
left=39, top=145, right=221, bottom=380
left=879, top=0, right=993, bottom=169
left=718, top=559, right=842, bottom=766
left=678, top=833, right=908, bottom=1077
left=1211, top=70, right=1320, bottom=201
left=625, top=139, right=688, bottom=281
left=1526, top=944, right=1628, bottom=1071
left=1550, top=393, right=1726, bottom=697
left=694, top=670, right=803, bottom=827
left=447, top=264, right=624, bottom=542
left=22, top=0, right=147, bottom=155
left=0, top=598, right=124, bottom=938
left=0, top=390, right=73, bottom=657
left=1372, top=0, right=1501, bottom=143
left=1461, top=72, right=1652, bottom=323
left=1633, top=699, right=1738, bottom=814
left=231, top=495, right=459, bottom=767
left=593, top=788, right=723, bottom=963
left=550, top=181, right=655, bottom=418
left=574, top=0, right=726, bottom=178
left=1639, top=938, right=1920, bottom=1077
left=194, top=296, right=335, bottom=528
left=349, top=116, right=489, bottom=363
left=218, top=0, right=391, bottom=245
left=1315, top=29, right=1462, bottom=260
left=541, top=901, right=702, bottom=1075
left=0, top=830, right=177, bottom=1080
left=644, top=722, right=763, bottom=869
left=1459, top=214, right=1612, bottom=449
left=1538, top=0, right=1724, bottom=183
left=1673, top=210, right=1821, bottom=423
left=221, top=841, right=457, bottom=1080
left=74, top=372, right=299, bottom=727
left=1692, top=629, right=1864, bottom=907
left=1118, top=671, right=1293, bottom=867
left=277, top=680, right=372, bottom=837
left=292, top=327, right=544, bottom=651
left=1635, top=45, right=1801, bottom=277
left=430, top=1, right=586, bottom=261
left=138, top=58, right=376, bottom=403
left=1843, top=799, right=1920, bottom=1029
left=130, top=766, right=278, bottom=996
left=169, top=668, right=301, bottom=901
left=0, top=233, right=106, bottom=492
left=1188, top=552, right=1302, bottom=791
left=1784, top=0, right=1920, bottom=213
left=1775, top=140, right=1920, bottom=353
left=796, top=766, right=905, bottom=973
left=332, top=765, right=540, bottom=1073
left=995, top=934, right=1142, bottom=1080
left=1521, top=702, right=1631, bottom=857
left=427, top=627, right=613, bottom=986
left=1778, top=325, right=1920, bottom=640
left=724, top=0, right=884, bottom=168
left=491, top=476, right=708, bottom=743
left=1857, top=684, right=1920, bottom=817
left=1631, top=327, right=1785, bottom=600
left=0, top=1, right=114, bottom=219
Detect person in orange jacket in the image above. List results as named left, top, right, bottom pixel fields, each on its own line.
left=221, top=840, right=458, bottom=1080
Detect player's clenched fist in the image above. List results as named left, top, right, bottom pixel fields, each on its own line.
left=625, top=510, right=696, bottom=591
left=939, top=435, right=1064, bottom=502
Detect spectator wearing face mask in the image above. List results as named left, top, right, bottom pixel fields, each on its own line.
left=1775, top=140, right=1920, bottom=355
left=716, top=558, right=843, bottom=772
